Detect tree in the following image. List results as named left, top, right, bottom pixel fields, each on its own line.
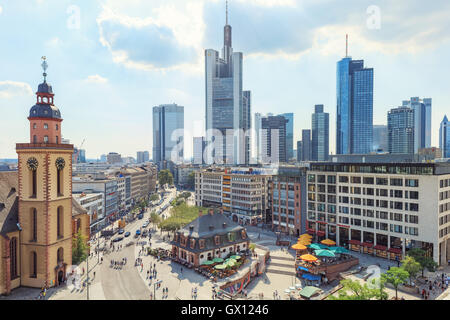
left=381, top=267, right=409, bottom=300
left=186, top=172, right=195, bottom=190
left=150, top=194, right=159, bottom=202
left=401, top=256, right=421, bottom=285
left=72, top=229, right=89, bottom=265
left=158, top=169, right=173, bottom=187
left=408, top=248, right=438, bottom=277
left=249, top=243, right=256, bottom=252
left=150, top=211, right=161, bottom=226
left=329, top=279, right=381, bottom=300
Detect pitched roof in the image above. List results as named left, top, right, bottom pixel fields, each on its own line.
left=179, top=212, right=244, bottom=238
left=0, top=171, right=19, bottom=236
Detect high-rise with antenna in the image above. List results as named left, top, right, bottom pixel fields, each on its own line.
left=336, top=35, right=374, bottom=155
left=205, top=0, right=251, bottom=165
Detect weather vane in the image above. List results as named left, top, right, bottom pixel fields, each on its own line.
left=41, top=56, right=48, bottom=82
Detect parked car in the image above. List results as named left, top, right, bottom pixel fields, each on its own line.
left=135, top=230, right=141, bottom=238
left=143, top=222, right=149, bottom=228
left=138, top=213, right=144, bottom=220
left=112, top=236, right=124, bottom=242
left=118, top=229, right=124, bottom=234
left=124, top=231, right=131, bottom=237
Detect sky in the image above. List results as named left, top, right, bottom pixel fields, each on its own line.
left=0, top=0, right=449, bottom=160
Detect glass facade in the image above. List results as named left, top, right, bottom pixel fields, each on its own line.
left=403, top=97, right=432, bottom=153
left=440, top=116, right=450, bottom=158
left=280, top=113, right=294, bottom=161
left=388, top=106, right=414, bottom=154
left=311, top=105, right=329, bottom=161
left=336, top=58, right=373, bottom=155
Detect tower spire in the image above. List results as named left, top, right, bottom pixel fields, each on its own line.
left=226, top=0, right=228, bottom=25
left=41, top=56, right=48, bottom=82
left=345, top=34, right=348, bottom=58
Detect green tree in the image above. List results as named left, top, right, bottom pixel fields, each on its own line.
left=381, top=267, right=409, bottom=300
left=401, top=256, right=421, bottom=285
left=329, top=279, right=380, bottom=300
left=249, top=243, right=256, bottom=252
left=186, top=172, right=195, bottom=189
left=158, top=169, right=173, bottom=187
left=408, top=248, right=438, bottom=277
left=150, top=194, right=159, bottom=202
left=150, top=211, right=161, bottom=226
left=72, top=229, right=88, bottom=265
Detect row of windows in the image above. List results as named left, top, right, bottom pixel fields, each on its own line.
left=440, top=179, right=450, bottom=189
left=439, top=202, right=450, bottom=214
left=33, top=123, right=59, bottom=130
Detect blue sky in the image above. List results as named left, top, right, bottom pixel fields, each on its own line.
left=0, top=0, right=449, bottom=159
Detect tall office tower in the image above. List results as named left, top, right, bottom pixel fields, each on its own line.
left=243, top=91, right=251, bottom=164
left=402, top=97, right=432, bottom=153
left=387, top=106, right=414, bottom=154
left=301, top=129, right=311, bottom=161
left=372, top=125, right=388, bottom=152
left=152, top=104, right=184, bottom=164
left=440, top=115, right=450, bottom=158
left=254, top=113, right=262, bottom=162
left=137, top=151, right=149, bottom=163
left=107, top=152, right=122, bottom=164
left=205, top=3, right=250, bottom=165
left=297, top=141, right=302, bottom=162
left=193, top=137, right=206, bottom=164
left=311, top=105, right=329, bottom=161
left=336, top=41, right=374, bottom=155
left=280, top=113, right=294, bottom=161
left=261, top=115, right=287, bottom=163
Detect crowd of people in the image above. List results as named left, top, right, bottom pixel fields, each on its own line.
left=420, top=273, right=449, bottom=300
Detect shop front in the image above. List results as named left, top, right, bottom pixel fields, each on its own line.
left=348, top=240, right=361, bottom=253
left=374, top=245, right=388, bottom=259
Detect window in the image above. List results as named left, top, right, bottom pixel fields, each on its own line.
left=33, top=123, right=37, bottom=129
left=390, top=178, right=403, bottom=186
left=56, top=124, right=59, bottom=130
left=10, top=237, right=18, bottom=279
left=56, top=136, right=59, bottom=144
left=30, top=251, right=37, bottom=278
left=44, top=135, right=49, bottom=143
left=57, top=247, right=64, bottom=263
left=57, top=167, right=63, bottom=196
left=57, top=207, right=64, bottom=238
left=31, top=208, right=37, bottom=241
left=405, top=179, right=419, bottom=187
left=31, top=170, right=37, bottom=198
left=44, top=123, right=48, bottom=129
left=33, top=135, right=37, bottom=143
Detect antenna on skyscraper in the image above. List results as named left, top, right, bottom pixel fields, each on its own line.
left=226, top=0, right=228, bottom=25
left=345, top=34, right=348, bottom=57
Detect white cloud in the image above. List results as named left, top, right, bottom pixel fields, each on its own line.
left=0, top=6, right=3, bottom=15
left=0, top=81, right=33, bottom=99
left=85, top=75, right=108, bottom=84
left=45, top=37, right=61, bottom=48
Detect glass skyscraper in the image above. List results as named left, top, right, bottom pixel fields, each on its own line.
left=301, top=129, right=311, bottom=161
left=152, top=104, right=184, bottom=164
left=311, top=105, right=329, bottom=161
left=280, top=113, right=294, bottom=161
left=387, top=106, right=414, bottom=154
left=402, top=97, right=432, bottom=153
left=205, top=5, right=250, bottom=165
left=336, top=57, right=373, bottom=154
left=440, top=115, right=450, bottom=158
left=372, top=125, right=388, bottom=152
left=261, top=115, right=287, bottom=163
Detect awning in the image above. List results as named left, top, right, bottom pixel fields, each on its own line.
left=299, top=286, right=321, bottom=298
left=348, top=240, right=361, bottom=245
left=388, top=247, right=402, bottom=254
left=361, top=242, right=373, bottom=248
left=302, top=274, right=321, bottom=281
left=316, top=231, right=325, bottom=236
left=374, top=245, right=387, bottom=251
left=297, top=266, right=309, bottom=272
left=307, top=229, right=316, bottom=234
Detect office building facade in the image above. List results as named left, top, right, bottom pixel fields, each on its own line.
left=402, top=97, right=432, bottom=154
left=205, top=7, right=250, bottom=165
left=373, top=125, right=388, bottom=152
left=301, top=129, right=312, bottom=161
left=193, top=137, right=206, bottom=165
left=440, top=116, right=450, bottom=158
left=137, top=151, right=150, bottom=163
left=281, top=113, right=294, bottom=161
left=261, top=115, right=288, bottom=163
left=336, top=58, right=373, bottom=155
left=311, top=105, right=329, bottom=161
left=387, top=106, right=414, bottom=154
left=153, top=104, right=184, bottom=164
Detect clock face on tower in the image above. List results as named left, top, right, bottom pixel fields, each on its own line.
left=55, top=157, right=65, bottom=170
left=27, top=157, right=39, bottom=171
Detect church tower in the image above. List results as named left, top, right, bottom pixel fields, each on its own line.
left=16, top=57, right=74, bottom=288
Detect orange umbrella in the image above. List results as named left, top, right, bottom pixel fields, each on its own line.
left=321, top=239, right=336, bottom=246
left=300, top=254, right=318, bottom=262
left=291, top=243, right=307, bottom=250
left=298, top=240, right=311, bottom=246
left=299, top=234, right=312, bottom=239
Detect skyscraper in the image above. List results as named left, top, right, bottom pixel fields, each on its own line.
left=402, top=97, right=432, bottom=153
left=193, top=137, right=206, bottom=164
left=137, top=151, right=150, bottom=163
left=440, top=115, right=450, bottom=158
left=311, top=105, right=329, bottom=161
left=387, top=106, right=414, bottom=154
left=152, top=104, right=184, bottom=164
left=254, top=113, right=262, bottom=162
left=280, top=113, right=294, bottom=161
left=301, top=129, right=311, bottom=161
left=296, top=141, right=302, bottom=162
left=261, top=115, right=287, bottom=163
left=372, top=125, right=388, bottom=152
left=205, top=2, right=250, bottom=165
left=336, top=48, right=373, bottom=155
